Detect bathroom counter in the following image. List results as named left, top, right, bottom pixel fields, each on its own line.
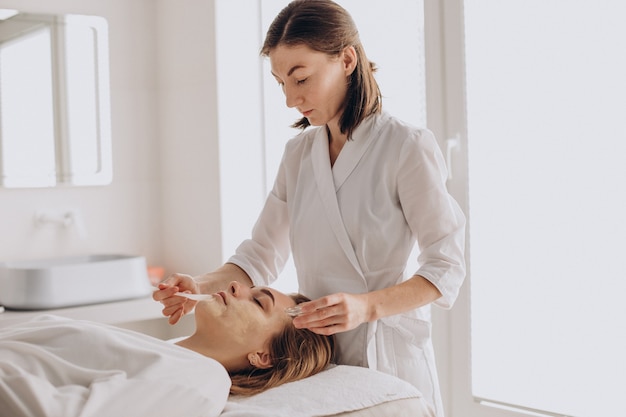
left=0, top=296, right=195, bottom=339
left=0, top=296, right=159, bottom=326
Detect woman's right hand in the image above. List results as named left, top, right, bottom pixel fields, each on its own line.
left=152, top=273, right=199, bottom=325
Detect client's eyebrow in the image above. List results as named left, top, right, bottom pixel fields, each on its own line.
left=260, top=288, right=275, bottom=306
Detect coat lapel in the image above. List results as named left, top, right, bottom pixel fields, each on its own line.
left=331, top=114, right=381, bottom=192
left=310, top=115, right=383, bottom=278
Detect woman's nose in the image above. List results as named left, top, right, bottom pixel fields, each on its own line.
left=284, top=85, right=302, bottom=108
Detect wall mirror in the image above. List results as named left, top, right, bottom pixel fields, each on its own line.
left=0, top=10, right=112, bottom=188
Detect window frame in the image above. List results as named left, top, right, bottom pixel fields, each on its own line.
left=425, top=1, right=529, bottom=416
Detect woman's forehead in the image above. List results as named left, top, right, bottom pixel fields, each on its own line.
left=269, top=44, right=327, bottom=76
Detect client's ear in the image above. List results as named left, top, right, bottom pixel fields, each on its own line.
left=248, top=352, right=273, bottom=369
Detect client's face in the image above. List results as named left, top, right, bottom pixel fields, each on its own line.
left=194, top=281, right=296, bottom=364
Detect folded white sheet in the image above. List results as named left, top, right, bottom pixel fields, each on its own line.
left=221, top=364, right=421, bottom=417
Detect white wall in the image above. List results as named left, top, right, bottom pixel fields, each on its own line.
left=155, top=0, right=224, bottom=276
left=0, top=0, right=224, bottom=277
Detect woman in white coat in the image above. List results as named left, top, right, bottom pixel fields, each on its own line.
left=154, top=1, right=465, bottom=415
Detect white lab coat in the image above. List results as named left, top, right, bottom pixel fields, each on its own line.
left=229, top=111, right=465, bottom=417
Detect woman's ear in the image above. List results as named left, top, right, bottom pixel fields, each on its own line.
left=342, top=45, right=357, bottom=76
left=248, top=352, right=273, bottom=369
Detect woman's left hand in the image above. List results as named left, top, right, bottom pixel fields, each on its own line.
left=292, top=292, right=370, bottom=335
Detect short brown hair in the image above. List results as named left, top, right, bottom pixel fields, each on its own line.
left=229, top=293, right=336, bottom=395
left=261, top=0, right=382, bottom=139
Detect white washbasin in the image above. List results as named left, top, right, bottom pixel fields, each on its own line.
left=0, top=254, right=153, bottom=310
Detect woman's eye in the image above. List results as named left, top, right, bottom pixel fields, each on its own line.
left=253, top=298, right=264, bottom=309
left=296, top=78, right=307, bottom=85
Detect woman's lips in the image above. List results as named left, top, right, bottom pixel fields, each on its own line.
left=301, top=110, right=312, bottom=117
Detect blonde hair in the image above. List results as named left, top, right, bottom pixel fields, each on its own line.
left=229, top=294, right=336, bottom=396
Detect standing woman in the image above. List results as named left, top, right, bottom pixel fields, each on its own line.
left=154, top=1, right=465, bottom=415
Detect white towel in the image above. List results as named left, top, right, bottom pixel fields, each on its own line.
left=221, top=364, right=421, bottom=417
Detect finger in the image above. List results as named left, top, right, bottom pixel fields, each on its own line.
left=294, top=312, right=343, bottom=330
left=307, top=324, right=342, bottom=336
left=161, top=294, right=188, bottom=309
left=295, top=304, right=339, bottom=325
left=159, top=273, right=191, bottom=288
left=153, top=285, right=180, bottom=302
left=298, top=298, right=332, bottom=314
left=302, top=292, right=348, bottom=314
left=168, top=308, right=184, bottom=325
left=159, top=274, right=180, bottom=286
left=162, top=300, right=187, bottom=317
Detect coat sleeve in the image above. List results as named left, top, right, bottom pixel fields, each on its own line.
left=398, top=129, right=466, bottom=309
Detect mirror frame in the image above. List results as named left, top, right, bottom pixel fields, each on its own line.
left=0, top=11, right=112, bottom=188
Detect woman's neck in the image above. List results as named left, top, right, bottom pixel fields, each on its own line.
left=326, top=124, right=347, bottom=167
left=175, top=335, right=242, bottom=372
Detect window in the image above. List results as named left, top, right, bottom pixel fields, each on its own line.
left=452, top=1, right=626, bottom=416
